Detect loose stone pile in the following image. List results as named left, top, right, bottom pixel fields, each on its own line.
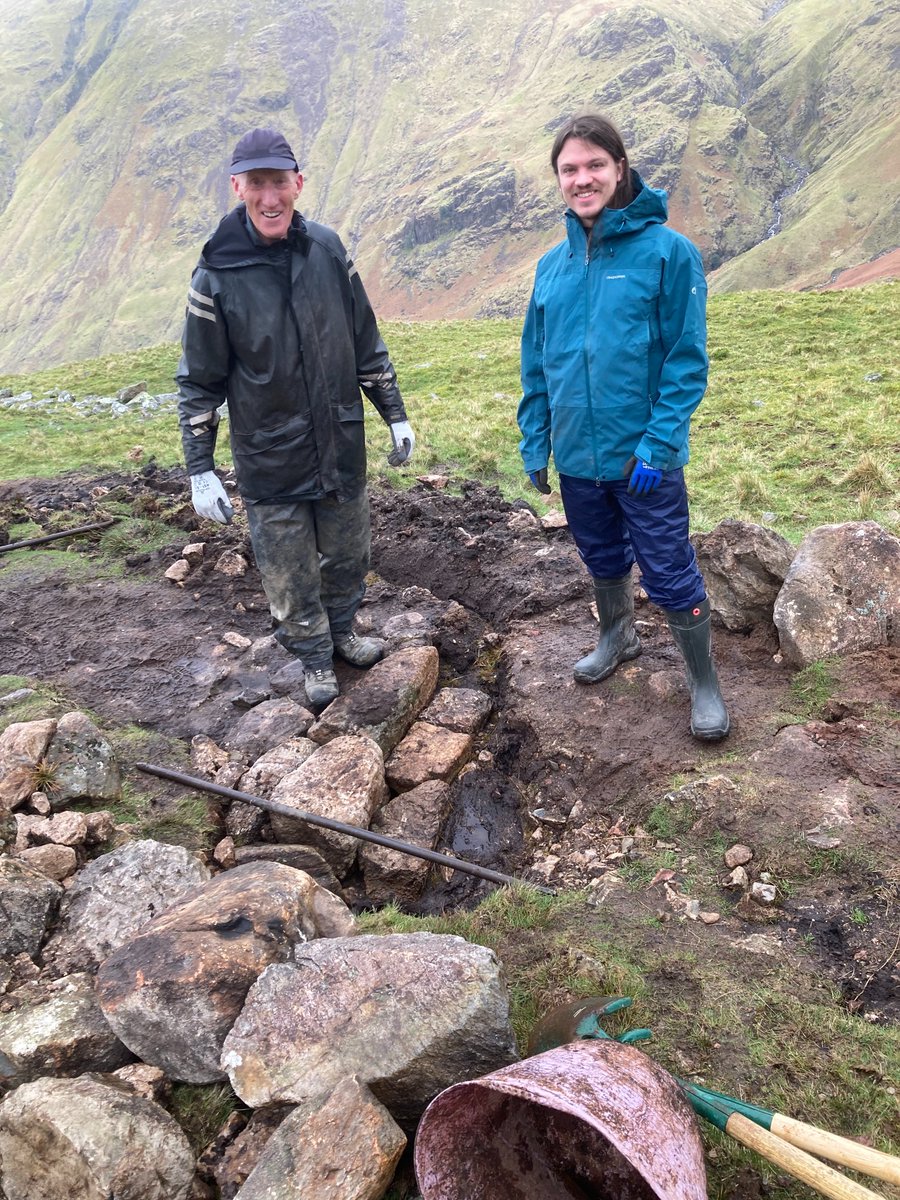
left=0, top=645, right=518, bottom=1199
left=0, top=380, right=179, bottom=419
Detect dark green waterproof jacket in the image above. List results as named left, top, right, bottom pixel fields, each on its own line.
left=176, top=206, right=406, bottom=503
left=518, top=173, right=708, bottom=482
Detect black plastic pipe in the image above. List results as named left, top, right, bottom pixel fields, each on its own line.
left=0, top=517, right=119, bottom=553
left=135, top=760, right=554, bottom=895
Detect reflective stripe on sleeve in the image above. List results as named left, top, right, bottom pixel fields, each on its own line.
left=188, top=409, right=220, bottom=436
left=187, top=287, right=216, bottom=322
left=359, top=369, right=395, bottom=390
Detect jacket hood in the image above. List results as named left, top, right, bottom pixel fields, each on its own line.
left=199, top=205, right=308, bottom=269
left=565, top=170, right=668, bottom=249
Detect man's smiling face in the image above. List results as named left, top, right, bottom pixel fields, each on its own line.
left=231, top=168, right=303, bottom=243
left=555, top=137, right=624, bottom=230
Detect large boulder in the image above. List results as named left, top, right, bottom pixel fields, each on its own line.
left=693, top=519, right=795, bottom=632
left=43, top=711, right=121, bottom=806
left=774, top=521, right=900, bottom=665
left=268, top=735, right=387, bottom=876
left=43, top=839, right=211, bottom=974
left=224, top=698, right=315, bottom=760
left=26, top=809, right=90, bottom=847
left=238, top=738, right=319, bottom=795
left=360, top=779, right=452, bottom=904
left=17, top=843, right=78, bottom=882
left=234, top=1077, right=406, bottom=1200
left=233, top=843, right=344, bottom=897
left=384, top=721, right=474, bottom=790
left=96, top=862, right=352, bottom=1083
left=225, top=738, right=320, bottom=845
left=221, top=932, right=518, bottom=1123
left=0, top=1074, right=193, bottom=1200
left=420, top=686, right=493, bottom=733
left=0, top=718, right=56, bottom=811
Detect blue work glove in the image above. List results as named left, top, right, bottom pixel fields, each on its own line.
left=625, top=457, right=663, bottom=496
left=528, top=467, right=552, bottom=495
left=387, top=420, right=415, bottom=466
left=190, top=471, right=234, bottom=524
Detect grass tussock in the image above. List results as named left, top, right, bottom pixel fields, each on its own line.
left=786, top=658, right=841, bottom=719
left=169, top=1083, right=245, bottom=1154
left=97, top=516, right=181, bottom=561
left=140, top=792, right=219, bottom=848
left=840, top=453, right=894, bottom=495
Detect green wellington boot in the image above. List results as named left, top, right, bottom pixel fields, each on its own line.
left=573, top=574, right=642, bottom=684
left=664, top=598, right=730, bottom=740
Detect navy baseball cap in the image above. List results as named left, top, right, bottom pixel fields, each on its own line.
left=230, top=128, right=299, bottom=173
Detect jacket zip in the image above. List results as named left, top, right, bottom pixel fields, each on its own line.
left=283, top=251, right=305, bottom=367
left=581, top=226, right=602, bottom=483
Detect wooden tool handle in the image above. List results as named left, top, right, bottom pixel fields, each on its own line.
left=726, top=1113, right=886, bottom=1200
left=771, top=1114, right=900, bottom=1187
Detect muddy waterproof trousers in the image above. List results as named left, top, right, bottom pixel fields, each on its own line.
left=245, top=487, right=371, bottom=669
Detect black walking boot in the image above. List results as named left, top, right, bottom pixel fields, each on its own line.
left=573, top=574, right=642, bottom=684
left=664, top=598, right=730, bottom=740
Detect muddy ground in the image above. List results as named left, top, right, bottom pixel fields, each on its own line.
left=1, top=464, right=898, bottom=1047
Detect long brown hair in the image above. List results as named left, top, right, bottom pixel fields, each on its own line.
left=550, top=113, right=634, bottom=210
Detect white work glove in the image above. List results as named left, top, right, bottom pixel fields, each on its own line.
left=190, top=471, right=234, bottom=524
left=387, top=420, right=415, bottom=466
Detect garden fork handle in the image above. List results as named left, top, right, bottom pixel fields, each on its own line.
left=726, top=1113, right=886, bottom=1200
left=769, top=1114, right=900, bottom=1187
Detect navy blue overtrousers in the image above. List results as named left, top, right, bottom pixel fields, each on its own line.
left=559, top=471, right=705, bottom=611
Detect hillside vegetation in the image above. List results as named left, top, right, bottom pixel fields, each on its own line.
left=0, top=0, right=896, bottom=371
left=1, top=284, right=897, bottom=542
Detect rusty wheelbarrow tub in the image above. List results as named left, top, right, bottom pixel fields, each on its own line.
left=414, top=1039, right=708, bottom=1200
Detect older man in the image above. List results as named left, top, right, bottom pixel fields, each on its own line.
left=177, top=128, right=414, bottom=710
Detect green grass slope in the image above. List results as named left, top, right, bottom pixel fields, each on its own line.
left=1, top=285, right=896, bottom=542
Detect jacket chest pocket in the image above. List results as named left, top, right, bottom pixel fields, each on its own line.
left=593, top=267, right=658, bottom=350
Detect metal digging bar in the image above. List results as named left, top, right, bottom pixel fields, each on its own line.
left=136, top=761, right=555, bottom=895
left=0, top=517, right=119, bottom=553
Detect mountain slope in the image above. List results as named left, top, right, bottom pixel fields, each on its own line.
left=0, top=0, right=895, bottom=371
left=709, top=0, right=900, bottom=290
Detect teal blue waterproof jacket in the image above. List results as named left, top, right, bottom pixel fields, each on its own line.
left=518, top=173, right=708, bottom=482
